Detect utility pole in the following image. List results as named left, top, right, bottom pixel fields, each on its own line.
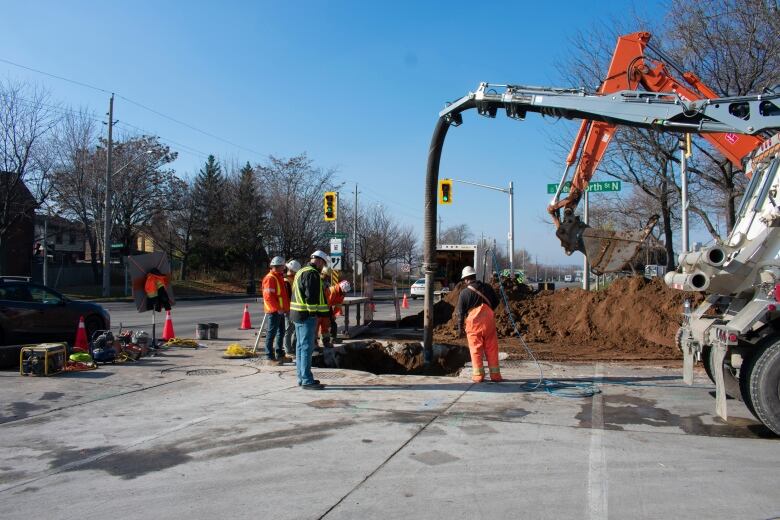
left=583, top=189, right=591, bottom=290
left=680, top=136, right=690, bottom=253
left=353, top=183, right=358, bottom=294
left=102, top=93, right=114, bottom=297
left=437, top=216, right=442, bottom=245
left=42, top=213, right=48, bottom=287
left=508, top=180, right=515, bottom=274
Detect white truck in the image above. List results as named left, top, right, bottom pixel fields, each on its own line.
left=426, top=34, right=780, bottom=433
left=435, top=244, right=487, bottom=289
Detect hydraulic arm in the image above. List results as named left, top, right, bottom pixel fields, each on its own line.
left=435, top=83, right=780, bottom=272
left=551, top=33, right=764, bottom=230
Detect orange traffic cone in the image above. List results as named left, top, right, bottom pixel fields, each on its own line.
left=73, top=316, right=88, bottom=352
left=239, top=304, right=253, bottom=329
left=162, top=310, right=175, bottom=341
left=401, top=293, right=409, bottom=309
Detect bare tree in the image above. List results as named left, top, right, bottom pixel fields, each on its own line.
left=110, top=135, right=178, bottom=251
left=440, top=224, right=473, bottom=244
left=0, top=80, right=59, bottom=272
left=664, top=0, right=780, bottom=231
left=50, top=108, right=102, bottom=281
left=146, top=177, right=196, bottom=280
left=258, top=153, right=335, bottom=261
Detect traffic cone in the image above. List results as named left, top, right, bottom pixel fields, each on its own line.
left=73, top=316, right=88, bottom=352
left=162, top=310, right=175, bottom=341
left=239, top=304, right=253, bottom=330
left=401, top=293, right=409, bottom=309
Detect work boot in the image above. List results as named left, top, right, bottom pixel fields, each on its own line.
left=489, top=367, right=503, bottom=382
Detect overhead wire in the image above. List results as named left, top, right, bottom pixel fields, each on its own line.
left=0, top=56, right=270, bottom=162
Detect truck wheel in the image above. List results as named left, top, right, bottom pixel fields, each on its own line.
left=701, top=345, right=715, bottom=383
left=748, top=340, right=780, bottom=435
left=739, top=352, right=758, bottom=417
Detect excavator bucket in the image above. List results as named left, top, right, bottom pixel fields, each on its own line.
left=555, top=213, right=659, bottom=274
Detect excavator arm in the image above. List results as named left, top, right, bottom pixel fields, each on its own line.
left=550, top=32, right=764, bottom=232
left=437, top=82, right=780, bottom=272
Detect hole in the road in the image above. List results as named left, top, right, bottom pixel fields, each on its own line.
left=312, top=341, right=469, bottom=376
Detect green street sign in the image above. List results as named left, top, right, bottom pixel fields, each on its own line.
left=324, top=232, right=347, bottom=239
left=547, top=181, right=621, bottom=194
left=110, top=243, right=123, bottom=249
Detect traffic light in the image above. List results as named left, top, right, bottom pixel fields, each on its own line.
left=439, top=179, right=453, bottom=205
left=324, top=191, right=337, bottom=221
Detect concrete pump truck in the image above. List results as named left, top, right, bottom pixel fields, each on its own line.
left=422, top=32, right=780, bottom=434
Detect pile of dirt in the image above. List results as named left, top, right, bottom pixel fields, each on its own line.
left=418, top=276, right=702, bottom=361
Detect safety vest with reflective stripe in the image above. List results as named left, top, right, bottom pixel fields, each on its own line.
left=263, top=270, right=289, bottom=313
left=290, top=265, right=329, bottom=315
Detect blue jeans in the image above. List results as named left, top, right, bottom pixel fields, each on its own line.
left=264, top=313, right=285, bottom=359
left=294, top=317, right=317, bottom=385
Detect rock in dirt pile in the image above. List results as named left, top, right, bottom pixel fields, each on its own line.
left=405, top=277, right=703, bottom=361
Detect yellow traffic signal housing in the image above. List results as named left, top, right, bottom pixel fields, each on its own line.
left=439, top=179, right=453, bottom=205
left=324, top=191, right=337, bottom=221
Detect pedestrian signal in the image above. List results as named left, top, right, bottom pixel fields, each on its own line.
left=439, top=179, right=453, bottom=205
left=324, top=191, right=337, bottom=221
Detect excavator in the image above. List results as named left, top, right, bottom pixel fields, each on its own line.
left=422, top=32, right=780, bottom=434
left=549, top=31, right=764, bottom=271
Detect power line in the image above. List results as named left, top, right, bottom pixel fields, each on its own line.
left=0, top=56, right=271, bottom=160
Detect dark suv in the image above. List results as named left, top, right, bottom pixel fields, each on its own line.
left=0, top=277, right=110, bottom=347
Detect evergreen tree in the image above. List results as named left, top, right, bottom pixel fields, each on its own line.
left=190, top=155, right=227, bottom=272
left=226, top=162, right=268, bottom=284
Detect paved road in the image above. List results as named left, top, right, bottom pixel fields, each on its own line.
left=1, top=339, right=778, bottom=520
left=102, top=294, right=425, bottom=339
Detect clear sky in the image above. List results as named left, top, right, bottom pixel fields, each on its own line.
left=1, top=0, right=669, bottom=266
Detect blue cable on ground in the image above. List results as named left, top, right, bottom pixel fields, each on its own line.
left=490, top=249, right=600, bottom=399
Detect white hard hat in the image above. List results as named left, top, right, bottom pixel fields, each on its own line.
left=461, top=266, right=477, bottom=279
left=270, top=256, right=285, bottom=267
left=339, top=280, right=352, bottom=293
left=285, top=259, right=301, bottom=273
left=311, top=250, right=330, bottom=263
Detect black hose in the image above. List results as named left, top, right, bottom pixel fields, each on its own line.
left=422, top=100, right=475, bottom=363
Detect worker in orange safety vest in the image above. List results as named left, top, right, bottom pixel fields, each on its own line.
left=457, top=266, right=503, bottom=382
left=263, top=256, right=291, bottom=363
left=317, top=279, right=351, bottom=348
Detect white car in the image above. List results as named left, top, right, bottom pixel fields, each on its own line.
left=410, top=278, right=426, bottom=299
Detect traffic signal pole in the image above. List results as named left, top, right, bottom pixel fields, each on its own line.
left=450, top=178, right=516, bottom=274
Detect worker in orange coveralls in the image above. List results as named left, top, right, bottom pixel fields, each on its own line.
left=317, top=279, right=351, bottom=348
left=457, top=266, right=503, bottom=382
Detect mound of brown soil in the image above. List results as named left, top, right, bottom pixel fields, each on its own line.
left=429, top=277, right=702, bottom=361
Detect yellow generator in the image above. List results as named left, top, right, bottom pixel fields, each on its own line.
left=20, top=343, right=67, bottom=376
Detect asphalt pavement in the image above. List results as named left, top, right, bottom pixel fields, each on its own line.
left=101, top=292, right=424, bottom=339
left=1, top=333, right=778, bottom=520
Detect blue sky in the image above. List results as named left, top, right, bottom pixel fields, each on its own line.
left=1, top=0, right=669, bottom=265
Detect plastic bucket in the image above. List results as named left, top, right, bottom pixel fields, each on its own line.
left=208, top=323, right=219, bottom=340
left=195, top=323, right=209, bottom=340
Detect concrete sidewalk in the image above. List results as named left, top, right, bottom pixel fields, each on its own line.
left=1, top=335, right=778, bottom=520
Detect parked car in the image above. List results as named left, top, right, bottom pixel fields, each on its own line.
left=0, top=277, right=110, bottom=347
left=410, top=278, right=426, bottom=299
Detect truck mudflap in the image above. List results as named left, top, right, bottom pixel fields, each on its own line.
left=711, top=344, right=729, bottom=421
